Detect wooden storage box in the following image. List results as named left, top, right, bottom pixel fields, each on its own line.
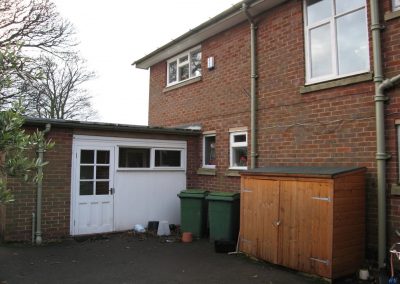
left=239, top=166, right=366, bottom=279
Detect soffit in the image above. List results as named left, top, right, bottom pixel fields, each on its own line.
left=133, top=0, right=287, bottom=69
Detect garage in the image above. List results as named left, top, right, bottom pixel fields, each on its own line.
left=71, top=135, right=188, bottom=235
left=0, top=118, right=200, bottom=242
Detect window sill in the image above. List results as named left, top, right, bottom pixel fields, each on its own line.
left=391, top=184, right=400, bottom=195
left=163, top=76, right=202, bottom=93
left=225, top=169, right=245, bottom=177
left=197, top=168, right=216, bottom=176
left=385, top=10, right=400, bottom=21
left=300, top=72, right=373, bottom=94
left=117, top=168, right=185, bottom=172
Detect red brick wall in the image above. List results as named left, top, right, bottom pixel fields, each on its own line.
left=3, top=128, right=73, bottom=241
left=148, top=0, right=400, bottom=260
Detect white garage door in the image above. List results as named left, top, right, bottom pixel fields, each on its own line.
left=71, top=135, right=187, bottom=236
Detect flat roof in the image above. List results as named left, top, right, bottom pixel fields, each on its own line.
left=133, top=0, right=287, bottom=69
left=24, top=117, right=201, bottom=136
left=242, top=166, right=367, bottom=178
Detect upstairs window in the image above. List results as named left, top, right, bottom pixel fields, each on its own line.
left=394, top=0, right=400, bottom=11
left=230, top=132, right=247, bottom=170
left=304, top=0, right=369, bottom=84
left=167, top=46, right=201, bottom=86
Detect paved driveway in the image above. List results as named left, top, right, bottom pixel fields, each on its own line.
left=0, top=234, right=329, bottom=284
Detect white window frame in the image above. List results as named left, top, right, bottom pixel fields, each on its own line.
left=229, top=131, right=248, bottom=170
left=303, top=0, right=370, bottom=84
left=116, top=146, right=185, bottom=171
left=153, top=148, right=184, bottom=169
left=394, top=0, right=400, bottom=11
left=203, top=134, right=216, bottom=169
left=118, top=147, right=151, bottom=169
left=397, top=123, right=400, bottom=182
left=166, top=46, right=202, bottom=87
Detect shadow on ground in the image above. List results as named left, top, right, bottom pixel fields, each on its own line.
left=0, top=233, right=338, bottom=284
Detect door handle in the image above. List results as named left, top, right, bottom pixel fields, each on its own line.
left=109, top=188, right=114, bottom=195
left=272, top=220, right=281, bottom=227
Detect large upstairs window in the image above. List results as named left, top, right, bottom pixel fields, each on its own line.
left=167, top=46, right=201, bottom=86
left=394, top=0, right=400, bottom=11
left=304, top=0, right=369, bottom=84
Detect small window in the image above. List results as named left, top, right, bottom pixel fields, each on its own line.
left=118, top=148, right=150, bottom=168
left=167, top=46, right=201, bottom=86
left=203, top=134, right=216, bottom=168
left=398, top=124, right=400, bottom=182
left=155, top=150, right=181, bottom=167
left=230, top=132, right=248, bottom=169
left=394, top=0, right=400, bottom=11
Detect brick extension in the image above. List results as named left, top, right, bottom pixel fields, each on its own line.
left=1, top=125, right=199, bottom=242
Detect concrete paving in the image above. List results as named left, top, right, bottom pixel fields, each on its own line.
left=0, top=233, right=331, bottom=284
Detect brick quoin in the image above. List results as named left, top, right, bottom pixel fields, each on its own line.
left=147, top=0, right=400, bottom=260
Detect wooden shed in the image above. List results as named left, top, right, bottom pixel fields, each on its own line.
left=239, top=166, right=366, bottom=279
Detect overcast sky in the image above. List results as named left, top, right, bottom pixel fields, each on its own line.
left=51, top=0, right=237, bottom=125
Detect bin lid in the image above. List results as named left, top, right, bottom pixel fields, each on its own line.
left=178, top=189, right=209, bottom=198
left=206, top=192, right=240, bottom=201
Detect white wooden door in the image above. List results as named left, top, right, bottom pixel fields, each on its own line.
left=74, top=147, right=114, bottom=235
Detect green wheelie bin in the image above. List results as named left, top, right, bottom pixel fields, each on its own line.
left=177, top=189, right=209, bottom=238
left=206, top=192, right=240, bottom=242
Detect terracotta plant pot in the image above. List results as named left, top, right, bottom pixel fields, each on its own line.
left=181, top=232, right=193, bottom=243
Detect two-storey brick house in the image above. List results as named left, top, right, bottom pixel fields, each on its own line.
left=134, top=0, right=400, bottom=269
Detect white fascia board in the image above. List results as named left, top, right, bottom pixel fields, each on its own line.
left=73, top=135, right=187, bottom=149
left=134, top=0, right=287, bottom=69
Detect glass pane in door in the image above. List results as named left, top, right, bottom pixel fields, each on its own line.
left=79, top=149, right=111, bottom=196
left=81, top=150, right=94, bottom=164
left=97, top=151, right=110, bottom=164
left=80, top=181, right=94, bottom=195
left=96, top=181, right=109, bottom=195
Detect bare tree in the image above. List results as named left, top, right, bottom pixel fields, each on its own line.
left=0, top=0, right=77, bottom=107
left=22, top=54, right=97, bottom=120
left=0, top=0, right=76, bottom=54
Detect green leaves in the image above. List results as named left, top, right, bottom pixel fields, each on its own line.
left=0, top=102, right=53, bottom=203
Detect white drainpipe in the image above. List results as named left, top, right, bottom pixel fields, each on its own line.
left=35, top=123, right=51, bottom=245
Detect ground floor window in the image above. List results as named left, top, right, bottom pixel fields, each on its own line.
left=119, top=147, right=150, bottom=168
left=397, top=123, right=400, bottom=181
left=117, top=147, right=183, bottom=170
left=230, top=131, right=248, bottom=169
left=203, top=134, right=216, bottom=168
left=155, top=149, right=181, bottom=167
